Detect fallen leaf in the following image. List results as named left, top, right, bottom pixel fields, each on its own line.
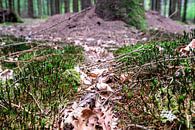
left=184, top=39, right=195, bottom=51
left=96, top=82, right=113, bottom=92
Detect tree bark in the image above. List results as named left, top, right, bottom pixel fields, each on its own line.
left=8, top=0, right=14, bottom=11
left=182, top=0, right=188, bottom=22
left=0, top=0, right=3, bottom=9
left=81, top=0, right=92, bottom=10
left=17, top=0, right=20, bottom=15
left=151, top=0, right=156, bottom=10
left=95, top=0, right=146, bottom=29
left=28, top=0, right=34, bottom=17
left=73, top=0, right=79, bottom=12
left=37, top=0, right=42, bottom=17
left=169, top=0, right=177, bottom=18
left=64, top=0, right=70, bottom=13
left=50, top=0, right=55, bottom=15
left=47, top=0, right=50, bottom=15
left=55, top=0, right=60, bottom=14
left=151, top=0, right=161, bottom=12
left=175, top=0, right=181, bottom=20
left=5, top=0, right=8, bottom=8
left=156, top=0, right=161, bottom=12
left=163, top=0, right=167, bottom=16
left=42, top=0, right=46, bottom=15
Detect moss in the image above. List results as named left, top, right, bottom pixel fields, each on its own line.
left=124, top=0, right=147, bottom=30
left=95, top=0, right=147, bottom=30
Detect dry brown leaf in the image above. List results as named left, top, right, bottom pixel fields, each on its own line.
left=119, top=73, right=129, bottom=83
left=96, top=82, right=113, bottom=92
left=184, top=39, right=195, bottom=51
left=81, top=108, right=94, bottom=119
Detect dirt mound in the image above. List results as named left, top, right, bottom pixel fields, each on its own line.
left=29, top=7, right=139, bottom=47
left=146, top=11, right=190, bottom=33
left=1, top=8, right=194, bottom=47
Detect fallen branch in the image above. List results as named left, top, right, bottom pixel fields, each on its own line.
left=126, top=124, right=149, bottom=130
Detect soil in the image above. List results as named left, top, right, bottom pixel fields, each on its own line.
left=0, top=7, right=194, bottom=48
left=146, top=10, right=193, bottom=34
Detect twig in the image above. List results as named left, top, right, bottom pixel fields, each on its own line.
left=126, top=124, right=149, bottom=130
left=26, top=91, right=43, bottom=114
left=0, top=45, right=47, bottom=60
left=101, top=89, right=121, bottom=106
left=0, top=41, right=30, bottom=49
left=169, top=10, right=178, bottom=18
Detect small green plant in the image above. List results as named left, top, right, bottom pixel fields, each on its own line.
left=0, top=36, right=84, bottom=128
left=115, top=33, right=195, bottom=129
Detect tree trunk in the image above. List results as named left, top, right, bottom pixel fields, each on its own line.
left=163, top=0, right=167, bottom=16
left=156, top=0, right=161, bottom=12
left=182, top=0, right=188, bottom=22
left=17, top=0, right=20, bottom=15
left=42, top=0, right=46, bottom=15
left=81, top=0, right=92, bottom=10
left=5, top=0, right=8, bottom=8
left=55, top=0, right=60, bottom=14
left=73, top=0, right=79, bottom=12
left=64, top=0, right=70, bottom=13
left=8, top=0, right=14, bottom=11
left=28, top=0, right=34, bottom=17
left=151, top=0, right=156, bottom=10
left=37, top=0, right=42, bottom=17
left=169, top=0, right=177, bottom=18
left=47, top=0, right=50, bottom=15
left=50, top=0, right=55, bottom=15
left=175, top=0, right=181, bottom=20
left=0, top=0, right=3, bottom=9
left=95, top=0, right=146, bottom=29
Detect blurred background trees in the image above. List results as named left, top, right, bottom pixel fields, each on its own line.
left=0, top=0, right=194, bottom=23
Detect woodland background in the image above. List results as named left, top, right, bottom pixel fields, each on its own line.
left=0, top=0, right=194, bottom=23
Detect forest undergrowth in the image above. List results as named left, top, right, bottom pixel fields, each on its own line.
left=0, top=30, right=194, bottom=129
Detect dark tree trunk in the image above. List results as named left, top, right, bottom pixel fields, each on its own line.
left=151, top=0, right=156, bottom=10
left=95, top=0, right=146, bottom=29
left=175, top=0, right=181, bottom=20
left=156, top=0, right=161, bottom=12
left=17, top=0, right=20, bottom=15
left=0, top=0, right=3, bottom=9
left=151, top=0, right=161, bottom=12
left=50, top=0, right=55, bottom=15
left=28, top=0, right=34, bottom=17
left=182, top=0, right=188, bottom=22
left=8, top=0, right=14, bottom=11
left=81, top=0, right=92, bottom=10
left=64, top=0, right=70, bottom=13
left=169, top=0, right=177, bottom=18
left=73, top=0, right=79, bottom=12
left=55, top=0, right=60, bottom=14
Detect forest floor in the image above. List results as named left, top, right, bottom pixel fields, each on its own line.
left=0, top=7, right=194, bottom=46
left=0, top=7, right=195, bottom=129
left=0, top=8, right=194, bottom=63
